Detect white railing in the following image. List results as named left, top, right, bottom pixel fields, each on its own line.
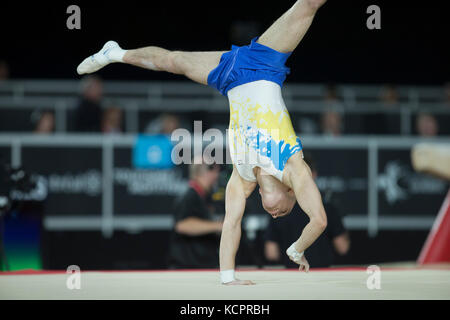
left=1, top=80, right=449, bottom=135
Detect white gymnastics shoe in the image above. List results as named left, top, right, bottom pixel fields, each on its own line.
left=76, top=40, right=125, bottom=75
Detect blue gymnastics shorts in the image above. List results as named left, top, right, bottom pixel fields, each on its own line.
left=207, top=37, right=292, bottom=96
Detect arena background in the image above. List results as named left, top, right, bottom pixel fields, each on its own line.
left=0, top=0, right=449, bottom=300
left=1, top=1, right=448, bottom=83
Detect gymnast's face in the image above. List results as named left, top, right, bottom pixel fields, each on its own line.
left=259, top=184, right=296, bottom=219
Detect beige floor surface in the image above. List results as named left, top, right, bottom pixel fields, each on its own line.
left=1, top=269, right=449, bottom=300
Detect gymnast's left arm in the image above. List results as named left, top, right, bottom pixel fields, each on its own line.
left=283, top=153, right=328, bottom=271
left=219, top=167, right=254, bottom=285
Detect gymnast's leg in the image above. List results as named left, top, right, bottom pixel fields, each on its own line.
left=77, top=40, right=227, bottom=85
left=257, top=0, right=327, bottom=53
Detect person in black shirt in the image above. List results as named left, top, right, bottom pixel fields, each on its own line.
left=264, top=153, right=350, bottom=268
left=73, top=75, right=103, bottom=132
left=168, top=159, right=223, bottom=269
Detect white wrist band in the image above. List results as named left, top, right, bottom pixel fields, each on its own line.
left=286, top=243, right=304, bottom=263
left=220, top=269, right=235, bottom=284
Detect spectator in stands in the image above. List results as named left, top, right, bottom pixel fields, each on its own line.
left=74, top=75, right=103, bottom=132
left=416, top=113, right=439, bottom=137
left=324, top=84, right=337, bottom=102
left=101, top=106, right=123, bottom=134
left=380, top=84, right=399, bottom=107
left=168, top=156, right=223, bottom=269
left=319, top=84, right=344, bottom=136
left=379, top=84, right=400, bottom=134
left=374, top=84, right=400, bottom=134
left=160, top=113, right=180, bottom=134
left=0, top=60, right=9, bottom=82
left=298, top=85, right=342, bottom=135
left=264, top=153, right=350, bottom=268
left=362, top=84, right=397, bottom=135
left=145, top=113, right=180, bottom=135
left=323, top=84, right=344, bottom=110
left=33, top=111, right=55, bottom=134
left=321, top=110, right=342, bottom=136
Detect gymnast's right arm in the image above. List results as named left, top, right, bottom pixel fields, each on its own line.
left=219, top=167, right=254, bottom=285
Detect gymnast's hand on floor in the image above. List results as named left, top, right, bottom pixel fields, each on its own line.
left=223, top=279, right=255, bottom=285
left=287, top=251, right=310, bottom=272
left=286, top=243, right=310, bottom=272
left=295, top=255, right=310, bottom=272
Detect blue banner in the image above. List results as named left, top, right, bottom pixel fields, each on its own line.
left=132, top=135, right=174, bottom=169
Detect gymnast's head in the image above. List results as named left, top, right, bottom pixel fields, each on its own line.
left=260, top=187, right=296, bottom=219
left=258, top=152, right=317, bottom=219
left=257, top=169, right=296, bottom=219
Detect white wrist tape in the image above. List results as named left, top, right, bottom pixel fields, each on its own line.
left=286, top=243, right=304, bottom=263
left=220, top=269, right=235, bottom=284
